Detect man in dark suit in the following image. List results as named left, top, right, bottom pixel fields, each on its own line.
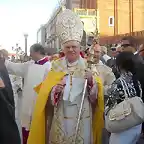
left=0, top=57, right=20, bottom=144
left=106, top=46, right=122, bottom=79
left=121, top=36, right=143, bottom=62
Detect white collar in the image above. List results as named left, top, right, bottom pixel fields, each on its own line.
left=62, top=56, right=86, bottom=70
left=67, top=60, right=78, bottom=67
left=134, top=51, right=138, bottom=55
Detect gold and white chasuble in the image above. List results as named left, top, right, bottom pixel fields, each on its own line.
left=49, top=57, right=93, bottom=143
left=27, top=58, right=104, bottom=144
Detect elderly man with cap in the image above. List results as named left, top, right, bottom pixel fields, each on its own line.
left=28, top=9, right=104, bottom=144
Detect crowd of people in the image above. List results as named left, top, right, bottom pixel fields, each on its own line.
left=0, top=9, right=144, bottom=144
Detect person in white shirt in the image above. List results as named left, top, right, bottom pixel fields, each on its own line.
left=3, top=43, right=51, bottom=144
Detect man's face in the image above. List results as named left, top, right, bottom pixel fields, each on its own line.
left=121, top=40, right=133, bottom=52
left=30, top=47, right=38, bottom=61
left=116, top=47, right=122, bottom=55
left=93, top=44, right=101, bottom=62
left=110, top=47, right=117, bottom=57
left=63, top=40, right=80, bottom=62
left=139, top=44, right=144, bottom=56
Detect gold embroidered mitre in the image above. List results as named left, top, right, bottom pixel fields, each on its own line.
left=56, top=9, right=84, bottom=44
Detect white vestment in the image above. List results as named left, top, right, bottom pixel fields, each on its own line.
left=5, top=59, right=51, bottom=130
left=91, top=61, right=115, bottom=95
left=9, top=74, right=23, bottom=143
left=49, top=57, right=97, bottom=143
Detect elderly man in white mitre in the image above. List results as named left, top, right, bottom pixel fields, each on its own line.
left=28, top=9, right=104, bottom=144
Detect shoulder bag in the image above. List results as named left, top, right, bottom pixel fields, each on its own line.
left=105, top=78, right=144, bottom=133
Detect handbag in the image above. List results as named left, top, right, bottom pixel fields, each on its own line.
left=105, top=78, right=144, bottom=133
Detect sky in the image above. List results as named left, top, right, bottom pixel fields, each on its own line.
left=0, top=0, right=59, bottom=53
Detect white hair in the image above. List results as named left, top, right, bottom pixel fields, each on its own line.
left=101, top=46, right=108, bottom=54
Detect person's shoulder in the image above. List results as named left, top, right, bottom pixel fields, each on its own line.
left=81, top=57, right=87, bottom=63
left=103, top=64, right=113, bottom=71
left=43, top=61, right=51, bottom=70
left=27, top=60, right=34, bottom=63
left=106, top=58, right=115, bottom=67
left=107, top=58, right=112, bottom=63
left=134, top=54, right=143, bottom=62
left=52, top=57, right=63, bottom=65
left=44, top=60, right=51, bottom=65
left=51, top=57, right=64, bottom=71
left=97, top=61, right=113, bottom=72
left=21, top=60, right=34, bottom=65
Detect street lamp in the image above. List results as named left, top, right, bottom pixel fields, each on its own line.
left=24, top=33, right=28, bottom=55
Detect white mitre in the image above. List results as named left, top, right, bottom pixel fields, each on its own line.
left=56, top=9, right=84, bottom=44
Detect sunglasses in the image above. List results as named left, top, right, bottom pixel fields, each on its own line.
left=111, top=48, right=116, bottom=51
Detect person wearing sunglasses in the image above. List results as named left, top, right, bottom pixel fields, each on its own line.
left=121, top=36, right=137, bottom=52
left=106, top=45, right=122, bottom=79
left=121, top=36, right=143, bottom=62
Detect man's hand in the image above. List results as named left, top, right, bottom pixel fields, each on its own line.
left=55, top=84, right=64, bottom=93
left=55, top=78, right=66, bottom=94
left=84, top=71, right=93, bottom=86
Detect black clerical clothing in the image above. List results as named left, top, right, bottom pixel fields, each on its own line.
left=0, top=59, right=20, bottom=144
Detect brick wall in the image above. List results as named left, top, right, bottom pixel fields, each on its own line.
left=98, top=0, right=114, bottom=36
left=133, top=0, right=144, bottom=32
left=80, top=0, right=96, bottom=9
left=97, top=0, right=144, bottom=37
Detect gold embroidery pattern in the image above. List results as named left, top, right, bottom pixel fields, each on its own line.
left=49, top=100, right=92, bottom=144
left=51, top=58, right=87, bottom=78
left=49, top=58, right=93, bottom=143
